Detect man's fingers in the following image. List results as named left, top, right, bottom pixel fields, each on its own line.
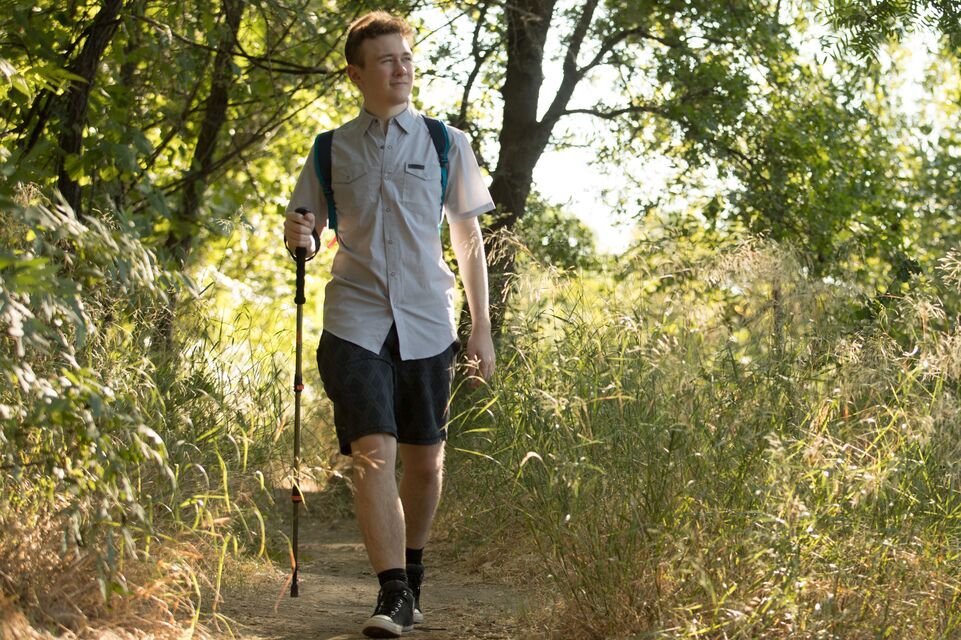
left=284, top=211, right=317, bottom=249
left=466, top=356, right=480, bottom=375
left=286, top=210, right=315, bottom=228
left=285, top=228, right=314, bottom=248
left=482, top=359, right=494, bottom=380
left=468, top=367, right=483, bottom=389
left=462, top=355, right=479, bottom=382
left=463, top=351, right=494, bottom=390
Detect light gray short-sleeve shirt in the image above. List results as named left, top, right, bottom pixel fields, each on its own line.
left=286, top=104, right=495, bottom=360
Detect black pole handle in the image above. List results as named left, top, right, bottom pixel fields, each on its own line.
left=294, top=207, right=310, bottom=304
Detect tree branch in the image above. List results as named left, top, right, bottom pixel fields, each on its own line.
left=540, top=5, right=691, bottom=128
left=453, top=0, right=495, bottom=130
left=164, top=0, right=246, bottom=270
left=135, top=15, right=338, bottom=76
left=580, top=25, right=683, bottom=76
left=133, top=74, right=334, bottom=210
left=57, top=0, right=125, bottom=216
left=563, top=0, right=599, bottom=78
left=539, top=0, right=600, bottom=127
left=561, top=104, right=665, bottom=120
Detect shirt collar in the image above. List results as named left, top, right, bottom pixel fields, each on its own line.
left=358, top=103, right=419, bottom=134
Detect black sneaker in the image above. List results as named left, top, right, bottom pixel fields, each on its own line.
left=406, top=563, right=424, bottom=624
left=362, top=580, right=414, bottom=638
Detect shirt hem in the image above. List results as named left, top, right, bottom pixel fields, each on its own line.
left=447, top=201, right=495, bottom=223
left=322, top=327, right=383, bottom=357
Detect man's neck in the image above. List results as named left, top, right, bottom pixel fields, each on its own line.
left=363, top=102, right=409, bottom=133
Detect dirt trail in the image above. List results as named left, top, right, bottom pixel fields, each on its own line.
left=217, top=499, right=529, bottom=640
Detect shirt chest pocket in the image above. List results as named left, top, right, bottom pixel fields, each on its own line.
left=401, top=163, right=442, bottom=221
left=331, top=163, right=372, bottom=216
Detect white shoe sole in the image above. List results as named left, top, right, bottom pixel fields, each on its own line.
left=362, top=614, right=412, bottom=638
left=413, top=608, right=424, bottom=624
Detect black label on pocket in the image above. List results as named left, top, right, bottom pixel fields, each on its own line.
left=407, top=163, right=425, bottom=170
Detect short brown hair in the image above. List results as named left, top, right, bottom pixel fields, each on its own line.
left=344, top=12, right=414, bottom=67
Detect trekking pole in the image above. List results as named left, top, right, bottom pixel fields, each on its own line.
left=291, top=206, right=310, bottom=598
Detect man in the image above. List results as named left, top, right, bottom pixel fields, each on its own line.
left=282, top=11, right=495, bottom=639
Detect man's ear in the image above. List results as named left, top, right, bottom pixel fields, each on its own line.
left=346, top=64, right=360, bottom=86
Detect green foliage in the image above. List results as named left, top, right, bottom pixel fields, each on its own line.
left=824, top=0, right=961, bottom=58
left=730, top=70, right=910, bottom=281
left=0, top=0, right=354, bottom=268
left=0, top=190, right=175, bottom=597
left=0, top=185, right=337, bottom=631
left=514, top=191, right=598, bottom=271
left=913, top=110, right=961, bottom=282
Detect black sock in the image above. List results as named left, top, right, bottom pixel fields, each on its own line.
left=377, top=568, right=407, bottom=587
left=406, top=547, right=424, bottom=567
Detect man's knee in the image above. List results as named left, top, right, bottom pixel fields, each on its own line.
left=350, top=433, right=397, bottom=479
left=399, top=443, right=444, bottom=485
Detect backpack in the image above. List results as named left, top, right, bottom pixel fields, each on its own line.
left=313, top=115, right=450, bottom=242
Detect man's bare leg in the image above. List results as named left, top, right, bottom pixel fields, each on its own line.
left=398, top=442, right=445, bottom=548
left=352, top=434, right=415, bottom=637
left=398, top=442, right=444, bottom=624
left=351, top=433, right=405, bottom=573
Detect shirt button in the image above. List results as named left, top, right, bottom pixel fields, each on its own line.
left=388, top=239, right=394, bottom=244
left=387, top=145, right=393, bottom=150
left=386, top=207, right=391, bottom=212
left=390, top=271, right=397, bottom=277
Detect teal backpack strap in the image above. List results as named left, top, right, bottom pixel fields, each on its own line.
left=422, top=116, right=450, bottom=233
left=313, top=131, right=337, bottom=233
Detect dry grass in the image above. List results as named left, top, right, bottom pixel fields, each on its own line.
left=0, top=493, right=221, bottom=639
left=445, top=238, right=961, bottom=639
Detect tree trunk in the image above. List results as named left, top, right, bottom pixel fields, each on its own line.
left=461, top=0, right=605, bottom=337
left=165, top=0, right=244, bottom=267
left=157, top=0, right=245, bottom=351
left=55, top=0, right=125, bottom=216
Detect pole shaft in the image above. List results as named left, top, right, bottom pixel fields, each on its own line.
left=291, top=209, right=309, bottom=598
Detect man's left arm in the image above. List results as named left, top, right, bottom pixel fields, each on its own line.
left=449, top=217, right=495, bottom=385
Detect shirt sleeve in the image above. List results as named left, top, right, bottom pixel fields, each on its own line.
left=443, top=126, right=495, bottom=223
left=285, top=143, right=329, bottom=229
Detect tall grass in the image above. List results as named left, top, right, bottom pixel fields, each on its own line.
left=445, top=237, right=961, bottom=638
left=0, top=192, right=336, bottom=637
left=6, top=184, right=960, bottom=639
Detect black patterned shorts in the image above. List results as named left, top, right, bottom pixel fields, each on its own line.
left=316, top=324, right=460, bottom=456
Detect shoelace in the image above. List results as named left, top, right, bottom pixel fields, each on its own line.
left=384, top=590, right=408, bottom=617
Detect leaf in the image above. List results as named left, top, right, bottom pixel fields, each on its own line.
left=519, top=450, right=543, bottom=468
left=0, top=58, right=16, bottom=80
left=10, top=73, right=32, bottom=99
left=64, top=154, right=86, bottom=182
left=0, top=59, right=30, bottom=97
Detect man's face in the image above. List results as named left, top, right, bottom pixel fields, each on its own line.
left=348, top=33, right=414, bottom=109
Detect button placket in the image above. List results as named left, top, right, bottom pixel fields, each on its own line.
left=382, top=120, right=399, bottom=299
